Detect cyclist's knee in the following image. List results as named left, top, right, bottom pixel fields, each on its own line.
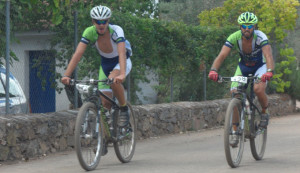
left=110, top=82, right=119, bottom=88
left=110, top=82, right=124, bottom=91
left=254, top=85, right=265, bottom=95
left=254, top=81, right=266, bottom=93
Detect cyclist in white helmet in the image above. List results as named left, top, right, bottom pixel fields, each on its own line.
left=61, top=5, right=132, bottom=130
left=208, top=12, right=275, bottom=129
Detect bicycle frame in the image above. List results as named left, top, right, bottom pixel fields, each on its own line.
left=222, top=75, right=261, bottom=138
left=73, top=79, right=120, bottom=140
left=247, top=78, right=263, bottom=138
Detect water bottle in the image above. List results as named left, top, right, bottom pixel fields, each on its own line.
left=244, top=100, right=251, bottom=137
left=108, top=108, right=115, bottom=131
left=245, top=99, right=251, bottom=115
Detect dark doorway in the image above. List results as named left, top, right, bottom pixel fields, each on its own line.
left=29, top=51, right=56, bottom=113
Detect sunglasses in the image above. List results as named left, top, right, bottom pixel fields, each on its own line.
left=241, top=24, right=254, bottom=29
left=94, top=19, right=108, bottom=25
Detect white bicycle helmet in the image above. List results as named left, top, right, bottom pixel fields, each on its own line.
left=90, top=5, right=112, bottom=20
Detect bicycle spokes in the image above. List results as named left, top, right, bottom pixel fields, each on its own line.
left=75, top=103, right=103, bottom=171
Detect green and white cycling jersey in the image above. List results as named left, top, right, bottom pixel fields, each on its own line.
left=225, top=30, right=269, bottom=69
left=225, top=30, right=269, bottom=90
left=81, top=24, right=132, bottom=58
left=80, top=24, right=132, bottom=91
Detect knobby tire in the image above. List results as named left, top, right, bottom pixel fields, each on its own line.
left=224, top=98, right=245, bottom=168
left=75, top=102, right=104, bottom=171
left=249, top=108, right=267, bottom=160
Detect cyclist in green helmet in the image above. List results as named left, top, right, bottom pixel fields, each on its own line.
left=237, top=12, right=258, bottom=39
left=208, top=12, right=274, bottom=132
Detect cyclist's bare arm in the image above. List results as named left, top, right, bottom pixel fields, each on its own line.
left=115, top=41, right=126, bottom=83
left=211, top=45, right=231, bottom=70
left=262, top=45, right=275, bottom=70
left=62, top=42, right=88, bottom=84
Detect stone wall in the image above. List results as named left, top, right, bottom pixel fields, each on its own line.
left=0, top=112, right=76, bottom=161
left=134, top=94, right=295, bottom=139
left=0, top=94, right=295, bottom=161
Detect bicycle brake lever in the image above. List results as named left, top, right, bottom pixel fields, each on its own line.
left=217, top=75, right=223, bottom=83
left=107, top=78, right=114, bottom=85
left=70, top=79, right=75, bottom=86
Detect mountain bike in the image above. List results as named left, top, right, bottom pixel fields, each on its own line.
left=71, top=78, right=136, bottom=171
left=219, top=75, right=267, bottom=168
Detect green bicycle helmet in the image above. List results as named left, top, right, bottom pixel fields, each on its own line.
left=237, top=12, right=258, bottom=25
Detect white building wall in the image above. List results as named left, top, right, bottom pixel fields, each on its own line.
left=136, top=70, right=158, bottom=104
left=11, top=31, right=69, bottom=112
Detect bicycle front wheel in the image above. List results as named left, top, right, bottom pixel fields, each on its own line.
left=113, top=102, right=136, bottom=163
left=224, top=98, right=245, bottom=168
left=74, top=102, right=104, bottom=171
left=250, top=109, right=267, bottom=160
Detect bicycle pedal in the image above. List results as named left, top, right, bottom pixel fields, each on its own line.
left=118, top=132, right=131, bottom=140
left=256, top=128, right=265, bottom=136
left=118, top=135, right=125, bottom=141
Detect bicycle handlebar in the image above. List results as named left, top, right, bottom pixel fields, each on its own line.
left=217, top=75, right=259, bottom=83
left=70, top=78, right=114, bottom=86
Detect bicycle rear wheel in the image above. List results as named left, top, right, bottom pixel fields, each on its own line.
left=250, top=109, right=267, bottom=160
left=224, top=98, right=245, bottom=168
left=74, top=102, right=104, bottom=171
left=113, top=102, right=136, bottom=163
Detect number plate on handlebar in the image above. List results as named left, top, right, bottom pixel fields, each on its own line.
left=231, top=76, right=247, bottom=84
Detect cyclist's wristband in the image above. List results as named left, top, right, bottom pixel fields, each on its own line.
left=63, top=75, right=71, bottom=78
left=210, top=67, right=218, bottom=72
left=267, top=69, right=274, bottom=73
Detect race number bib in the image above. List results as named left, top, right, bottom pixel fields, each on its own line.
left=231, top=76, right=248, bottom=84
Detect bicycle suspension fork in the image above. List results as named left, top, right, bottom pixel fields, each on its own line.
left=248, top=81, right=260, bottom=138
left=232, top=91, right=247, bottom=134
left=239, top=93, right=247, bottom=134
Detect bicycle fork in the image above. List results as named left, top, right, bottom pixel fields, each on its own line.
left=81, top=109, right=101, bottom=139
left=239, top=109, right=246, bottom=135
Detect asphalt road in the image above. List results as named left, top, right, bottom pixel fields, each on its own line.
left=1, top=113, right=300, bottom=173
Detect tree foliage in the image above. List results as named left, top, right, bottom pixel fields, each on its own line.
left=198, top=0, right=300, bottom=97
left=271, top=47, right=296, bottom=92
left=198, top=0, right=299, bottom=43
left=159, top=0, right=224, bottom=25
left=0, top=0, right=32, bottom=65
